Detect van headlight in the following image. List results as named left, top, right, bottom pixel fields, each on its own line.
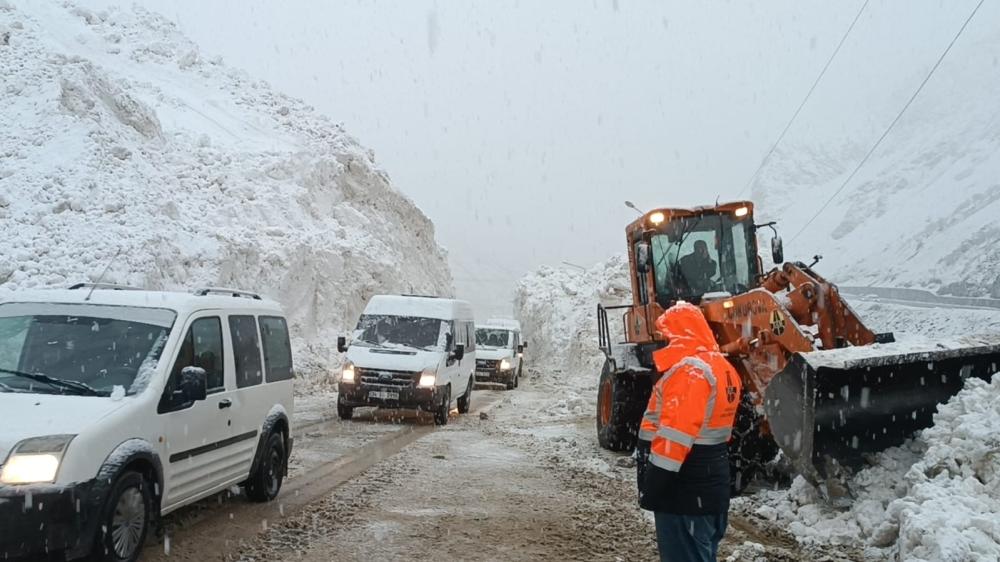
left=499, top=358, right=512, bottom=371
left=1, top=435, right=75, bottom=484
left=341, top=362, right=356, bottom=384
left=418, top=369, right=436, bottom=387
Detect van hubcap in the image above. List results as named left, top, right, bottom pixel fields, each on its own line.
left=111, top=487, right=145, bottom=558
left=266, top=447, right=281, bottom=496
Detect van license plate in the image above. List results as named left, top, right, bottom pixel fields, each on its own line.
left=369, top=390, right=399, bottom=400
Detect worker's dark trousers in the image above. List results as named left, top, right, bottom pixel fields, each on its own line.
left=653, top=511, right=727, bottom=562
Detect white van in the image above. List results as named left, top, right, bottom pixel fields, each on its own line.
left=0, top=285, right=295, bottom=562
left=337, top=295, right=476, bottom=425
left=474, top=319, right=527, bottom=390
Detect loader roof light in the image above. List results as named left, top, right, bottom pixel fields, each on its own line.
left=723, top=300, right=734, bottom=309
left=734, top=206, right=749, bottom=218
left=649, top=211, right=665, bottom=225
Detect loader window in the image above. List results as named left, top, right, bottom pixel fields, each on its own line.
left=650, top=214, right=756, bottom=305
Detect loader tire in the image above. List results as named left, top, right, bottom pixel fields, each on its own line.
left=596, top=360, right=651, bottom=452
left=728, top=393, right=779, bottom=495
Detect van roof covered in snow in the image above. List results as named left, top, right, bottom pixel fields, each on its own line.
left=363, top=294, right=474, bottom=321
left=480, top=318, right=521, bottom=331
left=0, top=286, right=284, bottom=318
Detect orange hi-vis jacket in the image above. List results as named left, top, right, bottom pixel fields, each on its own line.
left=642, top=302, right=742, bottom=474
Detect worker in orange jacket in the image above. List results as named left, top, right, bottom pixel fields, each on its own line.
left=636, top=302, right=742, bottom=562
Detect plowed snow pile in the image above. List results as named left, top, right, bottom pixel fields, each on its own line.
left=518, top=255, right=1000, bottom=560
left=514, top=255, right=630, bottom=378
left=0, top=2, right=452, bottom=374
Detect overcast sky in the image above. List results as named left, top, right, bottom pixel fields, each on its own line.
left=81, top=0, right=987, bottom=316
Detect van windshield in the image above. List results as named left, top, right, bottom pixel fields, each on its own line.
left=353, top=315, right=447, bottom=351
left=0, top=303, right=175, bottom=397
left=476, top=329, right=511, bottom=349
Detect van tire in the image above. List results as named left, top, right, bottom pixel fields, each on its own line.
left=434, top=385, right=451, bottom=426
left=245, top=432, right=286, bottom=503
left=337, top=402, right=354, bottom=420
left=457, top=377, right=472, bottom=414
left=94, top=470, right=152, bottom=562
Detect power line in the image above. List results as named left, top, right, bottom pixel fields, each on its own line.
left=737, top=0, right=870, bottom=198
left=790, top=0, right=986, bottom=242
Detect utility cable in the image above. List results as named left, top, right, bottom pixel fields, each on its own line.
left=737, top=0, right=870, bottom=198
left=790, top=0, right=986, bottom=242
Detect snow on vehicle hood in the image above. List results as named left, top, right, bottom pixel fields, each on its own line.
left=346, top=346, right=443, bottom=372
left=0, top=394, right=129, bottom=463
left=477, top=348, right=514, bottom=361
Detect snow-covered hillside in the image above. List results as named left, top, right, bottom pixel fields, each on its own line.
left=0, top=1, right=453, bottom=374
left=753, top=22, right=1000, bottom=298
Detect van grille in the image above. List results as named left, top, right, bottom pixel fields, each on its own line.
left=476, top=359, right=499, bottom=371
left=357, top=368, right=418, bottom=387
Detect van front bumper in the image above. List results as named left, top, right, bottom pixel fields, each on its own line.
left=338, top=382, right=447, bottom=410
left=0, top=480, right=102, bottom=560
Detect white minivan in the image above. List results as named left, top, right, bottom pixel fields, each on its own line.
left=0, top=285, right=295, bottom=562
left=474, top=319, right=527, bottom=390
left=337, top=295, right=476, bottom=425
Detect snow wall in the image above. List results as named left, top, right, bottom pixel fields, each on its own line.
left=0, top=2, right=453, bottom=376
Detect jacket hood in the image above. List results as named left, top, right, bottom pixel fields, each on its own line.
left=653, top=302, right=719, bottom=372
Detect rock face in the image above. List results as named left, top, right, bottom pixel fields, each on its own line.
left=0, top=2, right=453, bottom=374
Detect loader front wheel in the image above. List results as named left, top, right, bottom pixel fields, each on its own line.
left=596, top=360, right=649, bottom=452
left=728, top=393, right=779, bottom=495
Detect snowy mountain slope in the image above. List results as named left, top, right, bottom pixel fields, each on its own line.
left=753, top=22, right=1000, bottom=298
left=0, top=1, right=453, bottom=374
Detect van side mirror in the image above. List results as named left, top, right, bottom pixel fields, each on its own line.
left=452, top=343, right=465, bottom=362
left=517, top=344, right=524, bottom=357
left=521, top=341, right=528, bottom=350
left=636, top=242, right=651, bottom=274
left=180, top=366, right=207, bottom=402
left=771, top=236, right=784, bottom=264
left=337, top=336, right=348, bottom=353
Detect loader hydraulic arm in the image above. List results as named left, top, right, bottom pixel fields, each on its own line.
left=760, top=262, right=888, bottom=350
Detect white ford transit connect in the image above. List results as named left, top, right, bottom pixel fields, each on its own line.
left=474, top=319, right=527, bottom=390
left=0, top=285, right=295, bottom=562
left=337, top=295, right=476, bottom=425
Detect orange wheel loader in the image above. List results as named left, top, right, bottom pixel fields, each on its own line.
left=595, top=201, right=1000, bottom=493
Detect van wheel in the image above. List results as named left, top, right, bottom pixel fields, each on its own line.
left=457, top=377, right=473, bottom=414
left=95, top=470, right=151, bottom=562
left=337, top=402, right=354, bottom=420
left=245, top=432, right=286, bottom=502
left=434, top=385, right=451, bottom=426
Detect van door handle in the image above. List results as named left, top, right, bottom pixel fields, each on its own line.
left=218, top=399, right=233, bottom=409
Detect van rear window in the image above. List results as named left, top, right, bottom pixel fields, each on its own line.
left=229, top=316, right=263, bottom=388
left=260, top=316, right=293, bottom=382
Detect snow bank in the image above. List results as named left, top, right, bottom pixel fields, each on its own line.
left=513, top=255, right=630, bottom=377
left=0, top=2, right=453, bottom=375
left=744, top=374, right=1000, bottom=561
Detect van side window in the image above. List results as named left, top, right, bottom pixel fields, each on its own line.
left=260, top=316, right=294, bottom=382
left=158, top=317, right=224, bottom=413
left=230, top=315, right=263, bottom=388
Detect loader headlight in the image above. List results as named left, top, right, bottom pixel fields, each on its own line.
left=734, top=206, right=749, bottom=218
left=1, top=435, right=75, bottom=484
left=499, top=358, right=512, bottom=371
left=418, top=370, right=437, bottom=387
left=648, top=212, right=665, bottom=226
left=341, top=362, right=356, bottom=383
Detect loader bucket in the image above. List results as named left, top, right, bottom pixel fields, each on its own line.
left=764, top=336, right=1000, bottom=484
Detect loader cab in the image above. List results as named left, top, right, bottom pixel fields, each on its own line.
left=627, top=202, right=761, bottom=332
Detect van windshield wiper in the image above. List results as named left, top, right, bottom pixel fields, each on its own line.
left=0, top=368, right=102, bottom=396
